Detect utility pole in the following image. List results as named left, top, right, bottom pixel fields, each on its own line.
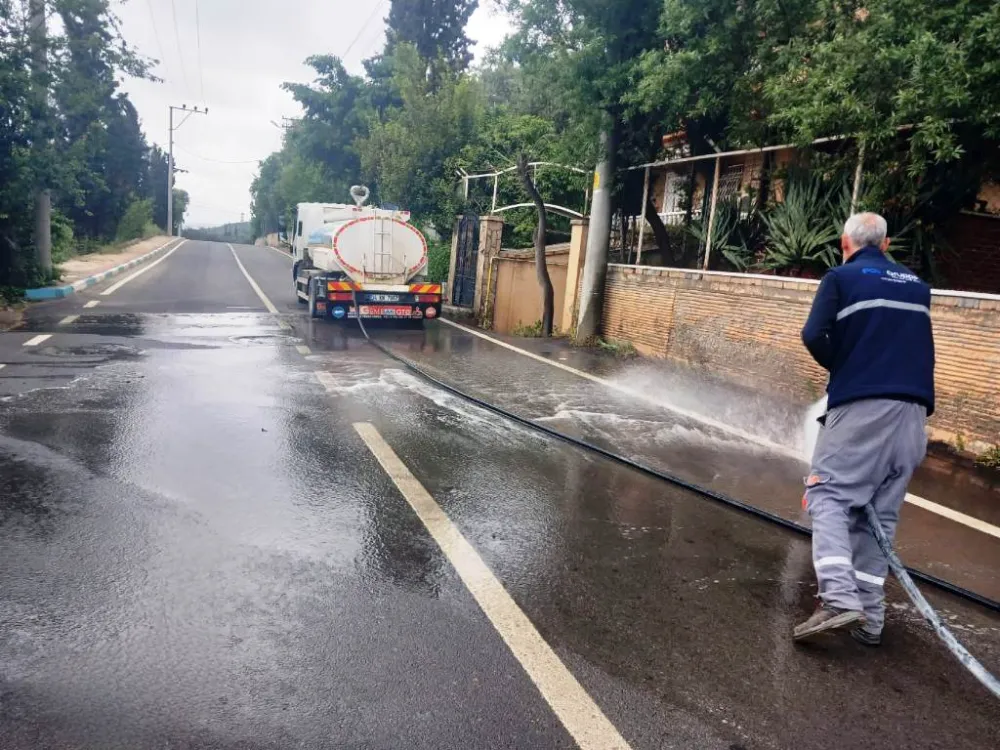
left=29, top=0, right=51, bottom=274
left=167, top=104, right=208, bottom=236
left=576, top=130, right=615, bottom=342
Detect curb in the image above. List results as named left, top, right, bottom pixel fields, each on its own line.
left=24, top=238, right=181, bottom=301
left=442, top=303, right=474, bottom=319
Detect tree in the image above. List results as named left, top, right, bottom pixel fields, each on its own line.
left=0, top=1, right=39, bottom=286
left=171, top=189, right=189, bottom=235
left=250, top=153, right=285, bottom=238
left=385, top=0, right=479, bottom=81
left=146, top=145, right=171, bottom=231
left=358, top=44, right=483, bottom=233
left=516, top=152, right=554, bottom=336
left=1, top=0, right=156, bottom=289
left=53, top=0, right=152, bottom=241
left=630, top=0, right=1000, bottom=276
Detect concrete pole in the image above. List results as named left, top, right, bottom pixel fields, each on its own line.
left=167, top=106, right=174, bottom=237
left=576, top=130, right=615, bottom=342
left=702, top=155, right=722, bottom=271
left=167, top=105, right=207, bottom=237
left=29, top=0, right=51, bottom=274
left=561, top=218, right=589, bottom=334
left=851, top=142, right=866, bottom=213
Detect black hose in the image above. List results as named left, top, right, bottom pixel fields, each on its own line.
left=350, top=303, right=1000, bottom=614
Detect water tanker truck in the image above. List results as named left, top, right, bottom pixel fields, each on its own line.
left=291, top=186, right=442, bottom=322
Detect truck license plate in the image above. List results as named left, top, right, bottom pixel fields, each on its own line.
left=358, top=305, right=412, bottom=317
left=369, top=294, right=401, bottom=303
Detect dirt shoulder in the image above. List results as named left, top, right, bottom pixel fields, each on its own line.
left=57, top=236, right=174, bottom=285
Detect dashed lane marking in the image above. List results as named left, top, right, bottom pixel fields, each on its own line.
left=296, top=345, right=312, bottom=356
left=23, top=334, right=52, bottom=347
left=101, top=239, right=188, bottom=295
left=439, top=319, right=1000, bottom=540
left=353, top=422, right=633, bottom=750
left=58, top=315, right=79, bottom=325
left=228, top=243, right=279, bottom=314
left=83, top=300, right=100, bottom=309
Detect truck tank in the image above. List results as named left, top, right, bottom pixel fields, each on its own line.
left=305, top=187, right=427, bottom=285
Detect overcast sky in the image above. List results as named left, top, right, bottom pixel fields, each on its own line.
left=116, top=1, right=512, bottom=228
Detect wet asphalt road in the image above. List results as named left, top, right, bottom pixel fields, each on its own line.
left=1, top=240, right=998, bottom=749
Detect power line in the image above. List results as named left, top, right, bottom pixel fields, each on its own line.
left=168, top=0, right=191, bottom=95
left=342, top=0, right=388, bottom=62
left=194, top=0, right=205, bottom=101
left=144, top=0, right=170, bottom=81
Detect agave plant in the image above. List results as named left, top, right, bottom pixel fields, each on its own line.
left=761, top=171, right=847, bottom=273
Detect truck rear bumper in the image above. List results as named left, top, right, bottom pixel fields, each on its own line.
left=326, top=285, right=441, bottom=321
left=330, top=303, right=440, bottom=321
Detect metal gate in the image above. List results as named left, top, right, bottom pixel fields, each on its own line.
left=451, top=214, right=479, bottom=307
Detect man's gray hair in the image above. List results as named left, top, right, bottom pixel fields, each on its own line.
left=843, top=212, right=888, bottom=248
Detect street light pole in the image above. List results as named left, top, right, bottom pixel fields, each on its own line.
left=167, top=104, right=208, bottom=236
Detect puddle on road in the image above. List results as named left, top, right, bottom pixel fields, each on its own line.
left=31, top=343, right=144, bottom=360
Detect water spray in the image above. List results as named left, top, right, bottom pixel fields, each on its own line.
left=350, top=310, right=999, bottom=699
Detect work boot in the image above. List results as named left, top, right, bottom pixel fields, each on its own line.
left=793, top=605, right=866, bottom=641
left=850, top=626, right=881, bottom=647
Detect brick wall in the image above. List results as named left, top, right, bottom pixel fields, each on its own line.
left=940, top=212, right=1000, bottom=294
left=601, top=265, right=1000, bottom=451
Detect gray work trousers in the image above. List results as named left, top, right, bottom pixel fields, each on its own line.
left=805, top=398, right=928, bottom=633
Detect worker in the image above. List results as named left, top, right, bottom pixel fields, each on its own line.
left=794, top=212, right=935, bottom=646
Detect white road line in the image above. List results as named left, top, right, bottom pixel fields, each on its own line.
left=58, top=315, right=79, bottom=325
left=0, top=364, right=6, bottom=371
left=439, top=319, right=1000, bottom=540
left=263, top=244, right=293, bottom=262
left=102, top=239, right=187, bottom=295
left=353, top=423, right=632, bottom=750
left=905, top=495, right=1000, bottom=540
left=23, top=334, right=52, bottom=347
left=228, top=243, right=279, bottom=314
left=296, top=345, right=312, bottom=356
left=83, top=300, right=100, bottom=309
left=278, top=320, right=291, bottom=330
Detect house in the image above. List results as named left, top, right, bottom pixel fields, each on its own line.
left=626, top=134, right=1000, bottom=293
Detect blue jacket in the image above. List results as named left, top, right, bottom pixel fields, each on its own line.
left=801, top=247, right=935, bottom=415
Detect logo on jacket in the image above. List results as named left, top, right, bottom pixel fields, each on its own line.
left=884, top=269, right=920, bottom=284
left=862, top=267, right=882, bottom=275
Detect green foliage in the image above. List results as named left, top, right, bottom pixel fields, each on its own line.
left=0, top=0, right=166, bottom=289
left=244, top=0, right=1000, bottom=288
left=51, top=210, right=75, bottom=263
left=629, top=0, right=1000, bottom=275
left=760, top=173, right=847, bottom=273
left=687, top=199, right=765, bottom=271
left=359, top=44, right=483, bottom=233
left=116, top=198, right=154, bottom=242
left=595, top=337, right=638, bottom=358
left=426, top=239, right=451, bottom=283
left=512, top=319, right=544, bottom=337
left=977, top=446, right=1000, bottom=470
left=385, top=0, right=479, bottom=80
